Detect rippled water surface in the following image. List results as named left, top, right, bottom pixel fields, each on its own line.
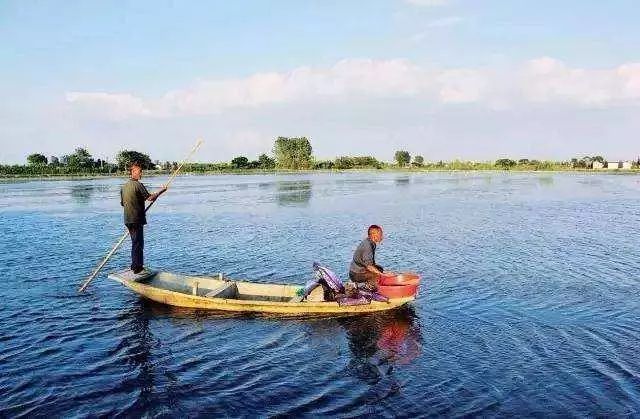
left=2, top=172, right=640, bottom=417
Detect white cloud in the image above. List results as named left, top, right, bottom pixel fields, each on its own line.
left=65, top=92, right=153, bottom=120
left=437, top=69, right=488, bottom=103
left=520, top=57, right=640, bottom=106
left=66, top=57, right=640, bottom=120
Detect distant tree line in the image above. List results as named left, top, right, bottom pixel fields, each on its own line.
left=0, top=147, right=159, bottom=176
left=2, top=138, right=639, bottom=177
left=229, top=154, right=276, bottom=170
left=1, top=148, right=119, bottom=176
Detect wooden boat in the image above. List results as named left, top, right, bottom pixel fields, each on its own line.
left=108, top=269, right=415, bottom=316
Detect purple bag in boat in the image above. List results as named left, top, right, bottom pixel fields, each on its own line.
left=358, top=289, right=389, bottom=303
left=312, top=262, right=345, bottom=294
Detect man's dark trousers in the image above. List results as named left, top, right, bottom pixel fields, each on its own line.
left=348, top=264, right=384, bottom=289
left=126, top=224, right=144, bottom=271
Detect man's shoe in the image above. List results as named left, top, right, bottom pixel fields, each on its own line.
left=132, top=267, right=144, bottom=274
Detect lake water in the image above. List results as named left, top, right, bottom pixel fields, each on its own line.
left=2, top=171, right=640, bottom=417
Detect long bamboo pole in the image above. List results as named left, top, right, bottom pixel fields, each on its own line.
left=78, top=139, right=203, bottom=293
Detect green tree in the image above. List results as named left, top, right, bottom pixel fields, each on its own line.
left=257, top=153, right=276, bottom=169
left=27, top=153, right=48, bottom=165
left=495, top=158, right=517, bottom=169
left=352, top=156, right=380, bottom=167
left=412, top=155, right=424, bottom=166
left=273, top=136, right=313, bottom=169
left=231, top=156, right=249, bottom=169
left=394, top=150, right=411, bottom=166
left=314, top=160, right=334, bottom=169
left=64, top=148, right=95, bottom=169
left=116, top=150, right=155, bottom=171
left=334, top=156, right=354, bottom=169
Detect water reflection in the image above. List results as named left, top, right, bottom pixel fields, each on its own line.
left=340, top=306, right=422, bottom=384
left=539, top=176, right=554, bottom=186
left=394, top=177, right=410, bottom=186
left=134, top=298, right=423, bottom=372
left=117, top=300, right=158, bottom=413
left=120, top=295, right=422, bottom=407
left=276, top=180, right=312, bottom=206
left=70, top=184, right=96, bottom=203
left=335, top=178, right=375, bottom=186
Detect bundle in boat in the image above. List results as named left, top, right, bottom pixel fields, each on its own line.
left=305, top=263, right=390, bottom=306
left=336, top=295, right=370, bottom=306
left=357, top=288, right=390, bottom=302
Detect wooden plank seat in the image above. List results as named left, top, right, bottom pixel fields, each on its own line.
left=204, top=282, right=237, bottom=298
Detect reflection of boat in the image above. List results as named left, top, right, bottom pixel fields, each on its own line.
left=375, top=309, right=422, bottom=365
left=341, top=306, right=422, bottom=385
left=108, top=269, right=414, bottom=316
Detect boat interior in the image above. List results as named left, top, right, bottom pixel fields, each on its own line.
left=123, top=270, right=324, bottom=303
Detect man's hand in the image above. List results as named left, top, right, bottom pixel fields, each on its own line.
left=147, top=185, right=168, bottom=202
left=157, top=184, right=169, bottom=196
left=366, top=264, right=383, bottom=276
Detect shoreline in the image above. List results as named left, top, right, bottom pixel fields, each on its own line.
left=1, top=167, right=639, bottom=181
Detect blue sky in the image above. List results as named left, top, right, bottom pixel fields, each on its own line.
left=1, top=0, right=639, bottom=163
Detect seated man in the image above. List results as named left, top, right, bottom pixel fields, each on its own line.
left=349, top=224, right=384, bottom=289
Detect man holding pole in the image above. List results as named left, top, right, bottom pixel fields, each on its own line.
left=120, top=161, right=167, bottom=274
left=78, top=139, right=201, bottom=293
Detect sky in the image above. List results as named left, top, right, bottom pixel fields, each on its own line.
left=1, top=0, right=639, bottom=164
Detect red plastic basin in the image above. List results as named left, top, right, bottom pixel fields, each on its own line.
left=378, top=272, right=421, bottom=286
left=376, top=283, right=418, bottom=299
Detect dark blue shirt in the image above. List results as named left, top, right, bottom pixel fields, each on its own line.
left=349, top=238, right=376, bottom=274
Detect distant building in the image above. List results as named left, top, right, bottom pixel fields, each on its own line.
left=50, top=156, right=59, bottom=165
left=605, top=161, right=633, bottom=170
left=592, top=161, right=604, bottom=169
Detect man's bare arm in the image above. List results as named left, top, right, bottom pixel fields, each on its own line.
left=365, top=264, right=383, bottom=275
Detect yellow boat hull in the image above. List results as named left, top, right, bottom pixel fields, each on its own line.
left=108, top=269, right=414, bottom=316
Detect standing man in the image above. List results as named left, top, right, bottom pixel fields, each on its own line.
left=120, top=161, right=167, bottom=273
left=349, top=225, right=385, bottom=289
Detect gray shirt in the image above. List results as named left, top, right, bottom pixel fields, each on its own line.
left=349, top=238, right=376, bottom=274
left=120, top=179, right=150, bottom=225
